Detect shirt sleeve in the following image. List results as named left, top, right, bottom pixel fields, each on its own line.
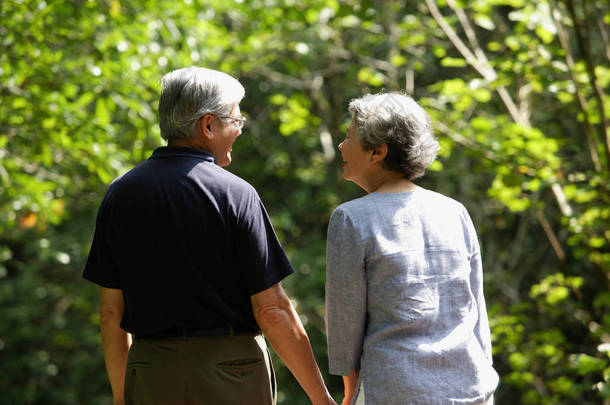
left=325, top=207, right=367, bottom=376
left=82, top=193, right=122, bottom=289
left=462, top=207, right=493, bottom=364
left=236, top=189, right=294, bottom=295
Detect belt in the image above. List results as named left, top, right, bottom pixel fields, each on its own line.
left=134, top=326, right=257, bottom=340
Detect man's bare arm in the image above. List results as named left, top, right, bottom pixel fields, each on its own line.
left=251, top=283, right=336, bottom=405
left=99, top=287, right=131, bottom=405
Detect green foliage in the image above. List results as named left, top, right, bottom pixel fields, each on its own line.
left=490, top=270, right=605, bottom=404
left=1, top=0, right=609, bottom=404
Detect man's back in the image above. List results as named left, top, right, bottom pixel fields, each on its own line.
left=84, top=145, right=292, bottom=338
left=84, top=67, right=335, bottom=405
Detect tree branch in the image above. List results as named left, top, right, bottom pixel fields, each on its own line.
left=424, top=0, right=526, bottom=126
left=446, top=0, right=492, bottom=69
left=536, top=209, right=566, bottom=262
left=251, top=66, right=314, bottom=90
left=434, top=121, right=500, bottom=163
left=597, top=14, right=610, bottom=63
left=425, top=0, right=572, bottom=262
left=424, top=0, right=496, bottom=82
left=565, top=0, right=610, bottom=171
left=330, top=46, right=396, bottom=74
left=549, top=0, right=602, bottom=172
left=382, top=2, right=401, bottom=86
left=405, top=68, right=414, bottom=95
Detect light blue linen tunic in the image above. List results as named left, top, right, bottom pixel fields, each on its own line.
left=325, top=187, right=499, bottom=405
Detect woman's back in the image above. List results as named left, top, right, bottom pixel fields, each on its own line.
left=326, top=187, right=499, bottom=404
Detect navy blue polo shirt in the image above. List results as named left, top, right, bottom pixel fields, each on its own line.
left=83, top=146, right=294, bottom=337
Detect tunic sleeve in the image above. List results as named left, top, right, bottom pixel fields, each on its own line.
left=325, top=207, right=367, bottom=376
left=462, top=207, right=493, bottom=364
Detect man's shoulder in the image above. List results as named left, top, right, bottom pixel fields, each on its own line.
left=191, top=163, right=257, bottom=196
left=108, top=154, right=254, bottom=192
left=100, top=161, right=151, bottom=202
left=106, top=156, right=156, bottom=185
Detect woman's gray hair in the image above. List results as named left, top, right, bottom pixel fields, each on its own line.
left=159, top=67, right=245, bottom=141
left=348, top=92, right=439, bottom=180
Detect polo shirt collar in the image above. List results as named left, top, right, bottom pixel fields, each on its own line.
left=151, top=146, right=216, bottom=163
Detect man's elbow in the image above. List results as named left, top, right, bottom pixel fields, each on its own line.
left=251, top=283, right=301, bottom=333
left=254, top=297, right=294, bottom=331
left=99, top=306, right=123, bottom=324
left=255, top=306, right=285, bottom=328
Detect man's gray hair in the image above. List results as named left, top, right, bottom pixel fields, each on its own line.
left=348, top=92, right=439, bottom=180
left=159, top=67, right=245, bottom=141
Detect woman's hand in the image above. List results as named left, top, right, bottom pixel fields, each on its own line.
left=342, top=368, right=360, bottom=405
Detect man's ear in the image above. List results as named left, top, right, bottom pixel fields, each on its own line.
left=198, top=114, right=215, bottom=139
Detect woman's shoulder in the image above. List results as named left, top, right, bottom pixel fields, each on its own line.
left=334, top=188, right=466, bottom=212
left=416, top=188, right=465, bottom=210
left=332, top=193, right=383, bottom=217
left=330, top=191, right=415, bottom=230
left=409, top=190, right=475, bottom=233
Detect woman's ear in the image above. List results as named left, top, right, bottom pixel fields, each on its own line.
left=371, top=143, right=388, bottom=162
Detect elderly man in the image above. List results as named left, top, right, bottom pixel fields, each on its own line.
left=83, top=67, right=335, bottom=405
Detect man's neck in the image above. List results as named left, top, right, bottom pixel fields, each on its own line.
left=168, top=137, right=207, bottom=151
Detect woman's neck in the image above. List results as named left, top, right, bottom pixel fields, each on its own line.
left=363, top=171, right=416, bottom=194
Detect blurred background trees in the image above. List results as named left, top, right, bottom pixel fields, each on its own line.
left=0, top=0, right=608, bottom=403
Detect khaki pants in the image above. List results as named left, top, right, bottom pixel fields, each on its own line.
left=125, top=333, right=276, bottom=405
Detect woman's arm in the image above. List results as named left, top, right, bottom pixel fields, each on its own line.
left=462, top=207, right=493, bottom=363
left=325, top=208, right=367, bottom=376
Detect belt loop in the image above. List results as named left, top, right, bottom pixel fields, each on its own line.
left=229, top=326, right=234, bottom=336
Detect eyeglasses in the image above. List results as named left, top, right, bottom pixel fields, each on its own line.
left=216, top=114, right=247, bottom=130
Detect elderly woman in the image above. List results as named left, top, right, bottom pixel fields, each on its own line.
left=325, top=93, right=499, bottom=405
